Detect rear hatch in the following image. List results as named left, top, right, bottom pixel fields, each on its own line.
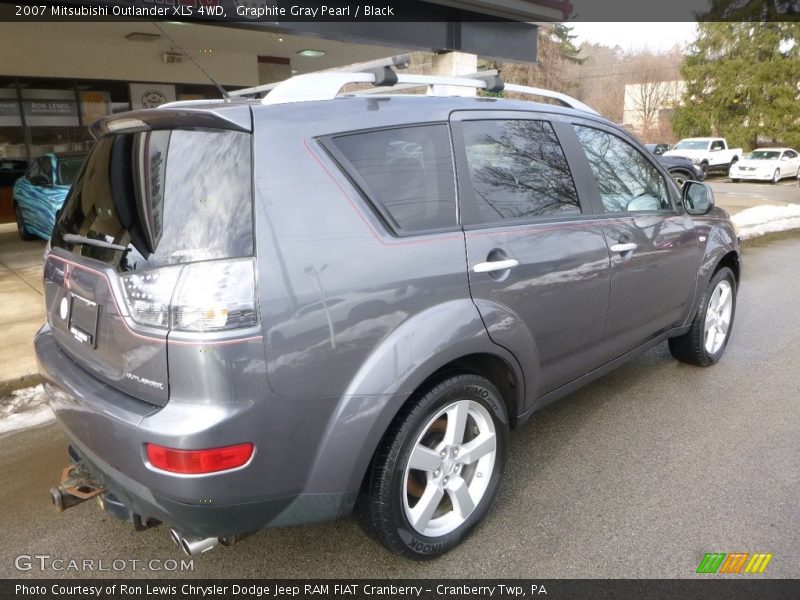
left=46, top=112, right=255, bottom=406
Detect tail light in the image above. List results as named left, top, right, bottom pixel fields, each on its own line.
left=119, top=258, right=257, bottom=332
left=146, top=443, right=254, bottom=474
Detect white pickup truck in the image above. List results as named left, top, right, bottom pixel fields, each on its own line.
left=663, top=137, right=743, bottom=175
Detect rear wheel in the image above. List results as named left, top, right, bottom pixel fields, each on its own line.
left=700, top=161, right=709, bottom=177
left=669, top=267, right=736, bottom=366
left=14, top=203, right=35, bottom=241
left=730, top=178, right=740, bottom=183
left=359, top=373, right=508, bottom=559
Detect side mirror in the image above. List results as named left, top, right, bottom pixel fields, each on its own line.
left=683, top=181, right=715, bottom=215
left=781, top=155, right=790, bottom=161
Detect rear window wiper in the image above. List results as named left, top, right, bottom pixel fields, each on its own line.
left=62, top=234, right=127, bottom=252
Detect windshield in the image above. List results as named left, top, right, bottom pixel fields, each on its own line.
left=51, top=129, right=253, bottom=272
left=745, top=151, right=780, bottom=161
left=56, top=157, right=86, bottom=185
left=673, top=140, right=709, bottom=150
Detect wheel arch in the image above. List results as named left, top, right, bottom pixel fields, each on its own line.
left=299, top=299, right=527, bottom=501
left=715, top=249, right=740, bottom=285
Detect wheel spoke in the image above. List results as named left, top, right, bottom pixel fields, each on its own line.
left=443, top=401, right=470, bottom=445
left=706, top=328, right=717, bottom=352
left=408, top=483, right=444, bottom=531
left=704, top=314, right=715, bottom=332
left=457, top=432, right=496, bottom=465
left=446, top=477, right=475, bottom=519
left=717, top=284, right=730, bottom=308
left=408, top=444, right=442, bottom=472
left=710, top=286, right=722, bottom=311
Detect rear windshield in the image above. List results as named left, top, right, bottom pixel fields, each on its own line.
left=52, top=129, right=252, bottom=272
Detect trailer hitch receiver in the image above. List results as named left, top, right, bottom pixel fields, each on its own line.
left=50, top=464, right=106, bottom=512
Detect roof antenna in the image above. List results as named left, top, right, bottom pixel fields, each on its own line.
left=151, top=22, right=231, bottom=101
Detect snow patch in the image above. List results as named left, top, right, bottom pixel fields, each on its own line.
left=732, top=203, right=800, bottom=240
left=0, top=384, right=54, bottom=437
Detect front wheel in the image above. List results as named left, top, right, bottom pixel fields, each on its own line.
left=772, top=169, right=781, bottom=184
left=730, top=178, right=740, bottom=183
left=359, top=374, right=508, bottom=559
left=669, top=267, right=736, bottom=366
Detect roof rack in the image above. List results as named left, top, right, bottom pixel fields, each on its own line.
left=227, top=54, right=413, bottom=99
left=226, top=54, right=598, bottom=115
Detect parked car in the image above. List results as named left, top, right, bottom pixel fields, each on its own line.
left=12, top=151, right=87, bottom=240
left=37, top=68, right=740, bottom=560
left=663, top=137, right=743, bottom=176
left=0, top=158, right=28, bottom=224
left=645, top=147, right=705, bottom=188
left=644, top=143, right=671, bottom=155
left=729, top=148, right=800, bottom=183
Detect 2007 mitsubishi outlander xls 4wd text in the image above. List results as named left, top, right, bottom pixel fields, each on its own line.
left=37, top=65, right=740, bottom=560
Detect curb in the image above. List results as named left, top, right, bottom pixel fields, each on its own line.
left=740, top=227, right=800, bottom=249
left=0, top=372, right=44, bottom=398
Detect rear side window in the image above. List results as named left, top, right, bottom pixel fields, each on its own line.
left=460, top=119, right=580, bottom=223
left=328, top=125, right=457, bottom=234
left=52, top=129, right=252, bottom=272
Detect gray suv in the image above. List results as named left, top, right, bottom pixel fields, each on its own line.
left=37, top=67, right=739, bottom=560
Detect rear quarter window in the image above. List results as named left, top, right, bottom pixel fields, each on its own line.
left=326, top=124, right=457, bottom=234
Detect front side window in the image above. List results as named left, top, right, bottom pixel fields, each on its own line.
left=329, top=124, right=456, bottom=234
left=461, top=119, right=580, bottom=223
left=573, top=125, right=671, bottom=213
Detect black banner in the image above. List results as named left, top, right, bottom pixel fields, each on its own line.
left=1, top=0, right=799, bottom=22
left=2, top=580, right=799, bottom=600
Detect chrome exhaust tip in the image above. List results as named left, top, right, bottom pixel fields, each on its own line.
left=169, top=528, right=182, bottom=548
left=169, top=529, right=219, bottom=556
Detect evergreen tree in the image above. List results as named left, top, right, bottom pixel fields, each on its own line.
left=672, top=21, right=800, bottom=151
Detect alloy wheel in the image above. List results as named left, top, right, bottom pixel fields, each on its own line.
left=402, top=399, right=497, bottom=537
left=704, top=279, right=733, bottom=354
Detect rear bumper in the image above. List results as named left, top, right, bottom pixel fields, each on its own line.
left=35, top=325, right=355, bottom=538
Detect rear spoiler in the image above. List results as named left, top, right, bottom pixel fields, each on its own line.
left=90, top=105, right=252, bottom=138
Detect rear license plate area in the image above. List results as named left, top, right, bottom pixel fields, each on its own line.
left=69, top=294, right=99, bottom=348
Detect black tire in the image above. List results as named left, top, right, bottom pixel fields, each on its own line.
left=700, top=161, right=709, bottom=177
left=771, top=169, right=780, bottom=184
left=358, top=373, right=509, bottom=559
left=669, top=170, right=692, bottom=190
left=730, top=178, right=740, bottom=183
left=14, top=202, right=35, bottom=241
left=669, top=267, right=736, bottom=367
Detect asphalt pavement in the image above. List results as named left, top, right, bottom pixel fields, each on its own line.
left=0, top=235, right=798, bottom=579
left=706, top=175, right=798, bottom=215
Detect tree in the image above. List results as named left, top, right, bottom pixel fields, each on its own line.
left=497, top=24, right=584, bottom=99
left=672, top=20, right=800, bottom=151
left=623, top=50, right=683, bottom=140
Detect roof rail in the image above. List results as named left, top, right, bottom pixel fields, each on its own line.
left=258, top=69, right=597, bottom=114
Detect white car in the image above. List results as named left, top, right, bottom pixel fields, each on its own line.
left=729, top=148, right=800, bottom=183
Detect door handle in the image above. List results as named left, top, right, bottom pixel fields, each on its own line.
left=473, top=259, right=519, bottom=273
left=609, top=242, right=637, bottom=254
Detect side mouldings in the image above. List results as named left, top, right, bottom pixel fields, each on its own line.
left=301, top=299, right=525, bottom=496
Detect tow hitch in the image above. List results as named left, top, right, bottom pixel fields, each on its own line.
left=49, top=464, right=106, bottom=512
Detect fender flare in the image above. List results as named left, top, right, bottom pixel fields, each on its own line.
left=301, top=299, right=526, bottom=496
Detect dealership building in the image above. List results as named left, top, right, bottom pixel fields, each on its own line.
left=0, top=0, right=572, bottom=159
left=0, top=1, right=565, bottom=224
